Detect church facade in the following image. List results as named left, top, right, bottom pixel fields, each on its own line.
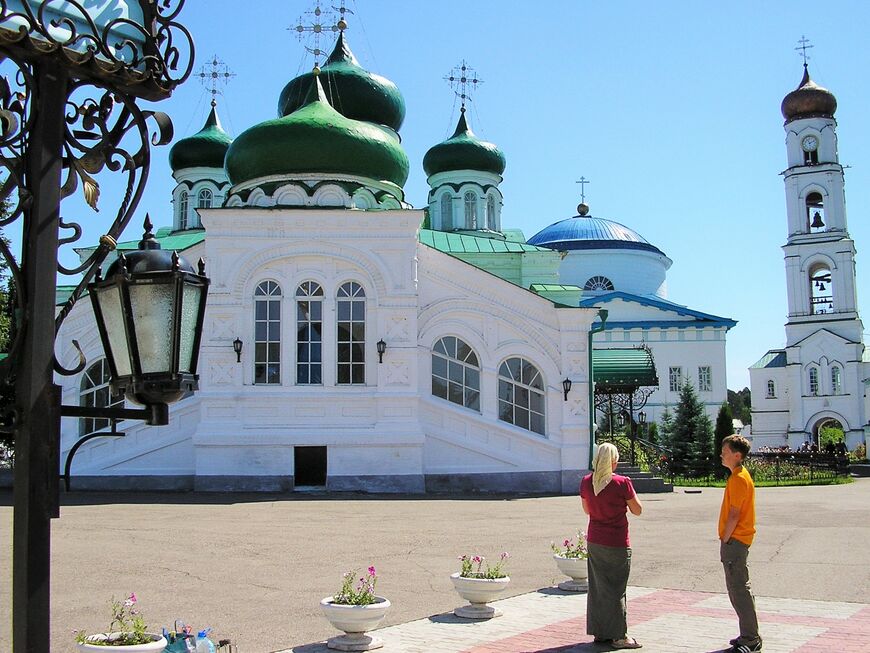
left=56, top=28, right=735, bottom=492
left=750, top=66, right=869, bottom=451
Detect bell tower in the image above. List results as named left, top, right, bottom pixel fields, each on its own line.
left=780, top=63, right=862, bottom=346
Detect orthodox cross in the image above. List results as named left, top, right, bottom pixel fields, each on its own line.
left=290, top=0, right=348, bottom=67
left=795, top=35, right=813, bottom=65
left=444, top=60, right=483, bottom=110
left=575, top=176, right=590, bottom=204
left=195, top=55, right=235, bottom=107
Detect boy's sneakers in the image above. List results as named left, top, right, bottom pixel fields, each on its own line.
left=730, top=639, right=762, bottom=653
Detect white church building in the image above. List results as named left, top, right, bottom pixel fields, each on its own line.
left=56, top=28, right=735, bottom=493
left=750, top=65, right=869, bottom=451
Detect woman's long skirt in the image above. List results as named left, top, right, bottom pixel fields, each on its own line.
left=586, top=542, right=632, bottom=640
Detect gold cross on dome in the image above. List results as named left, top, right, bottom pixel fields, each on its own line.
left=575, top=176, right=591, bottom=204
left=196, top=55, right=235, bottom=106
left=795, top=35, right=814, bottom=65
left=444, top=60, right=483, bottom=110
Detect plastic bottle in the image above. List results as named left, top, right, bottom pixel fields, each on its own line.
left=195, top=629, right=216, bottom=653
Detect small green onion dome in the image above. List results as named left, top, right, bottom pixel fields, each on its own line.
left=225, top=76, right=409, bottom=188
left=781, top=64, right=837, bottom=122
left=169, top=104, right=233, bottom=171
left=278, top=32, right=405, bottom=132
left=423, top=109, right=506, bottom=177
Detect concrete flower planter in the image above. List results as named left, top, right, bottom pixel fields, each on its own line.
left=553, top=554, right=589, bottom=592
left=75, top=633, right=168, bottom=652
left=320, top=596, right=391, bottom=651
left=450, top=572, right=510, bottom=619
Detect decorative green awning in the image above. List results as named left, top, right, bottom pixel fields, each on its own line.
left=593, top=347, right=658, bottom=391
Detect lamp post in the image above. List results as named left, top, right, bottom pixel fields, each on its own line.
left=0, top=4, right=195, bottom=651
left=587, top=309, right=608, bottom=469
left=562, top=377, right=572, bottom=401
left=376, top=338, right=386, bottom=363
left=233, top=337, right=243, bottom=363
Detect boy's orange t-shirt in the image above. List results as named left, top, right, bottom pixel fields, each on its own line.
left=718, top=465, right=756, bottom=546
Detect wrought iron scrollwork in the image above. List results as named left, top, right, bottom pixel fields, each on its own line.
left=0, top=1, right=194, bottom=100
left=0, top=0, right=192, bottom=402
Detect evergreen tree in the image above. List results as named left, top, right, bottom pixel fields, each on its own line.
left=714, top=402, right=734, bottom=478
left=645, top=421, right=659, bottom=446
left=670, top=382, right=705, bottom=476
left=727, top=387, right=752, bottom=424
left=692, top=413, right=716, bottom=478
left=659, top=406, right=674, bottom=452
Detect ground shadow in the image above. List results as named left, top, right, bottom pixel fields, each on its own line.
left=428, top=611, right=489, bottom=624
left=525, top=644, right=608, bottom=652
left=536, top=586, right=586, bottom=596
left=0, top=488, right=571, bottom=507
left=289, top=643, right=329, bottom=653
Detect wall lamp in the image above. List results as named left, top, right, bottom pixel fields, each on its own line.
left=562, top=377, right=572, bottom=401
left=377, top=339, right=387, bottom=364
left=233, top=337, right=243, bottom=363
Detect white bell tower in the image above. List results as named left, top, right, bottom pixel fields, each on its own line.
left=781, top=64, right=861, bottom=346
left=750, top=56, right=868, bottom=452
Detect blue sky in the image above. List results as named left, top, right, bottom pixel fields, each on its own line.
left=44, top=1, right=870, bottom=392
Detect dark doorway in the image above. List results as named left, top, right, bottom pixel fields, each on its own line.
left=294, top=446, right=327, bottom=487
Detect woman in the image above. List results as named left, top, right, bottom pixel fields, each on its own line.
left=580, top=443, right=643, bottom=649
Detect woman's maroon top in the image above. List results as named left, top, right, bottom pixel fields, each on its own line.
left=579, top=473, right=636, bottom=547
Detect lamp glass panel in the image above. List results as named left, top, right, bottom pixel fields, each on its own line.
left=93, top=285, right=132, bottom=376
left=128, top=281, right=175, bottom=373
left=179, top=283, right=202, bottom=373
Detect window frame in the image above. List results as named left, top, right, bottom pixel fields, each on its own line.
left=831, top=365, right=842, bottom=395
left=336, top=281, right=366, bottom=385
left=431, top=336, right=481, bottom=412
left=464, top=191, right=477, bottom=229
left=440, top=192, right=452, bottom=230
left=497, top=357, right=546, bottom=436
left=808, top=366, right=819, bottom=396
left=178, top=190, right=189, bottom=230
left=295, top=281, right=324, bottom=385
left=668, top=366, right=683, bottom=392
left=698, top=365, right=712, bottom=392
left=254, top=280, right=282, bottom=385
left=766, top=379, right=776, bottom=399
left=79, top=359, right=124, bottom=437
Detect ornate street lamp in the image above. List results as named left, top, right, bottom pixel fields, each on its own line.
left=89, top=217, right=209, bottom=417
left=562, top=377, right=572, bottom=401
left=0, top=3, right=195, bottom=651
left=376, top=338, right=387, bottom=363
left=233, top=337, right=243, bottom=363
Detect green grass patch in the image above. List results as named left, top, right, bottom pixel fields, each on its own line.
left=673, top=475, right=852, bottom=488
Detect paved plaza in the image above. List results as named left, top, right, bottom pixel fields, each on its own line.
left=1, top=479, right=869, bottom=652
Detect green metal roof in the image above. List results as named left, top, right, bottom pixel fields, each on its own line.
left=593, top=348, right=659, bottom=390
left=423, top=109, right=505, bottom=177
left=115, top=227, right=206, bottom=251
left=419, top=229, right=553, bottom=254
left=750, top=350, right=786, bottom=369
left=168, top=105, right=233, bottom=171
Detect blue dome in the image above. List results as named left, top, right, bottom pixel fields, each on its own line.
left=527, top=214, right=665, bottom=255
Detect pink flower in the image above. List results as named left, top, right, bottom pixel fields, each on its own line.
left=564, top=539, right=571, bottom=547
left=501, top=552, right=510, bottom=560
left=368, top=566, right=376, bottom=576
left=458, top=555, right=468, bottom=561
left=472, top=555, right=482, bottom=563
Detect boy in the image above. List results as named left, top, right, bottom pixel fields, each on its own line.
left=719, top=434, right=761, bottom=653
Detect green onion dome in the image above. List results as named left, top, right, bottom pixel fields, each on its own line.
left=225, top=76, right=409, bottom=188
left=423, top=108, right=506, bottom=177
left=278, top=32, right=405, bottom=132
left=781, top=64, right=837, bottom=122
left=168, top=104, right=233, bottom=171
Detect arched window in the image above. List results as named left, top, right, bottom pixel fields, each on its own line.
left=178, top=190, right=189, bottom=230
left=464, top=191, right=477, bottom=229
left=440, top=193, right=452, bottom=230
left=831, top=365, right=842, bottom=395
left=337, top=281, right=365, bottom=384
left=197, top=188, right=213, bottom=208
left=486, top=195, right=497, bottom=231
left=431, top=336, right=480, bottom=411
left=79, top=359, right=124, bottom=436
left=766, top=380, right=776, bottom=399
left=498, top=357, right=546, bottom=436
left=808, top=366, right=819, bottom=396
left=806, top=192, right=825, bottom=232
left=254, top=281, right=281, bottom=384
left=809, top=263, right=833, bottom=314
left=296, top=282, right=323, bottom=385
left=583, top=276, right=615, bottom=292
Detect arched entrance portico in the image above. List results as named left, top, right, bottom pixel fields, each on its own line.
left=802, top=411, right=849, bottom=449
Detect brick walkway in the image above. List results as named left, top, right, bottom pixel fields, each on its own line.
left=283, top=586, right=870, bottom=653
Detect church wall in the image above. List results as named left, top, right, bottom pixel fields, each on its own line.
left=595, top=326, right=728, bottom=426
left=559, top=250, right=670, bottom=297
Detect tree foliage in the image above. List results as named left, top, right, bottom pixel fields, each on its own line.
left=714, top=402, right=734, bottom=478
left=669, top=382, right=715, bottom=477
left=727, top=387, right=752, bottom=424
